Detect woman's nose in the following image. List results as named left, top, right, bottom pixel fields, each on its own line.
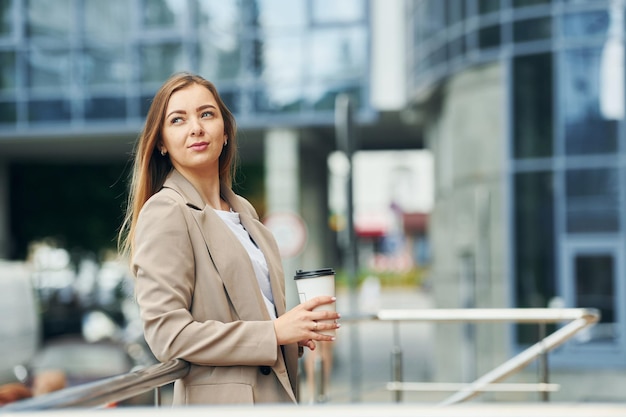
left=189, top=118, right=204, bottom=136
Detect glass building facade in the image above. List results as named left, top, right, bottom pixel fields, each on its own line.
left=408, top=0, right=626, bottom=369
left=0, top=0, right=372, bottom=260
left=0, top=0, right=370, bottom=135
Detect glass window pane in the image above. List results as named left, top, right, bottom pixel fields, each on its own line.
left=255, top=34, right=304, bottom=108
left=0, top=101, right=16, bottom=123
left=27, top=49, right=71, bottom=89
left=478, top=0, right=500, bottom=14
left=308, top=28, right=366, bottom=82
left=141, top=0, right=188, bottom=29
left=566, top=168, right=619, bottom=233
left=26, top=0, right=73, bottom=43
left=0, top=0, right=14, bottom=37
left=575, top=253, right=616, bottom=341
left=197, top=40, right=242, bottom=83
left=478, top=25, right=500, bottom=49
left=256, top=0, right=306, bottom=29
left=513, top=0, right=551, bottom=6
left=312, top=0, right=364, bottom=23
left=0, top=51, right=16, bottom=92
left=254, top=86, right=302, bottom=113
left=84, top=0, right=130, bottom=42
left=28, top=99, right=71, bottom=122
left=513, top=53, right=553, bottom=158
left=309, top=84, right=361, bottom=111
left=84, top=97, right=126, bottom=120
left=514, top=171, right=556, bottom=343
left=446, top=0, right=465, bottom=25
left=562, top=11, right=609, bottom=38
left=513, top=17, right=552, bottom=42
left=561, top=48, right=619, bottom=155
left=139, top=43, right=187, bottom=83
left=194, top=1, right=242, bottom=29
left=81, top=48, right=131, bottom=88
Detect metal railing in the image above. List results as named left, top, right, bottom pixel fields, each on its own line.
left=1, top=359, right=189, bottom=411
left=327, top=307, right=600, bottom=406
left=0, top=308, right=599, bottom=411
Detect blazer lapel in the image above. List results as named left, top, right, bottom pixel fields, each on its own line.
left=163, top=171, right=270, bottom=322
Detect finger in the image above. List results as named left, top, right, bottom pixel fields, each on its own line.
left=312, top=310, right=341, bottom=321
left=302, top=296, right=336, bottom=310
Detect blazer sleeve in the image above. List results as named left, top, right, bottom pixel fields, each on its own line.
left=132, top=192, right=278, bottom=366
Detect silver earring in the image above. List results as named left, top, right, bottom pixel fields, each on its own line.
left=224, top=140, right=228, bottom=146
left=160, top=148, right=166, bottom=156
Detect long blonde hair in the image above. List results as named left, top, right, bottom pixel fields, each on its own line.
left=118, top=72, right=238, bottom=259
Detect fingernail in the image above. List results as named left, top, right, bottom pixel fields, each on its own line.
left=336, top=323, right=341, bottom=328
left=331, top=296, right=337, bottom=301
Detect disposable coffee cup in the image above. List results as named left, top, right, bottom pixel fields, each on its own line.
left=294, top=268, right=336, bottom=336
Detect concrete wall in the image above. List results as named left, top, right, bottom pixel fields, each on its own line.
left=425, top=62, right=510, bottom=386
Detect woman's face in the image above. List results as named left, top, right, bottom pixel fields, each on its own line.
left=160, top=83, right=227, bottom=178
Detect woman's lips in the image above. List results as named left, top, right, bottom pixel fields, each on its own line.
left=189, top=142, right=208, bottom=151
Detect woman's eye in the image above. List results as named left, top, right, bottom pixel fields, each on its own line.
left=201, top=111, right=213, bottom=118
left=171, top=116, right=183, bottom=124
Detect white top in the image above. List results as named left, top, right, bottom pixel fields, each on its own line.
left=214, top=209, right=277, bottom=320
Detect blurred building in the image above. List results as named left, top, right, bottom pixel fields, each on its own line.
left=409, top=0, right=626, bottom=402
left=0, top=0, right=418, bottom=260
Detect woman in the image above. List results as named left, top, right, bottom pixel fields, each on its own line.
left=118, top=72, right=340, bottom=405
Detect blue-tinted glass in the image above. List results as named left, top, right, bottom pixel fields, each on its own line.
left=84, top=97, right=126, bottom=120
left=0, top=0, right=13, bottom=36
left=197, top=40, right=242, bottom=83
left=513, top=53, right=554, bottom=158
left=255, top=0, right=306, bottom=29
left=309, top=84, right=360, bottom=111
left=561, top=48, right=618, bottom=155
left=140, top=43, right=187, bottom=83
left=514, top=17, right=552, bottom=42
left=478, top=25, right=500, bottom=49
left=513, top=0, right=551, bottom=6
left=566, top=168, right=619, bottom=233
left=312, top=0, right=364, bottom=23
left=84, top=0, right=130, bottom=42
left=309, top=28, right=366, bottom=82
left=141, top=0, right=187, bottom=29
left=27, top=49, right=71, bottom=89
left=448, top=36, right=465, bottom=59
left=513, top=170, right=556, bottom=314
left=447, top=0, right=465, bottom=24
left=255, top=87, right=302, bottom=113
left=0, top=51, right=15, bottom=91
left=562, top=11, right=609, bottom=38
left=26, top=0, right=73, bottom=43
left=194, top=1, right=241, bottom=29
left=81, top=48, right=130, bottom=88
left=194, top=0, right=241, bottom=83
left=28, top=99, right=71, bottom=122
left=479, top=0, right=500, bottom=14
left=0, top=101, right=16, bottom=123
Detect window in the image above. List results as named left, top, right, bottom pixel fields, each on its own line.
left=513, top=53, right=554, bottom=158
left=514, top=171, right=556, bottom=344
left=561, top=48, right=619, bottom=155
left=565, top=168, right=619, bottom=233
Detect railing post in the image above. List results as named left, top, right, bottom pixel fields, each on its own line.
left=538, top=323, right=549, bottom=402
left=391, top=321, right=403, bottom=403
left=154, top=386, right=161, bottom=407
left=314, top=355, right=327, bottom=403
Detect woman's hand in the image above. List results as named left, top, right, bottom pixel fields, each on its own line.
left=274, top=296, right=340, bottom=349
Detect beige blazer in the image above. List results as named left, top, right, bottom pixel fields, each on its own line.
left=132, top=170, right=299, bottom=405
